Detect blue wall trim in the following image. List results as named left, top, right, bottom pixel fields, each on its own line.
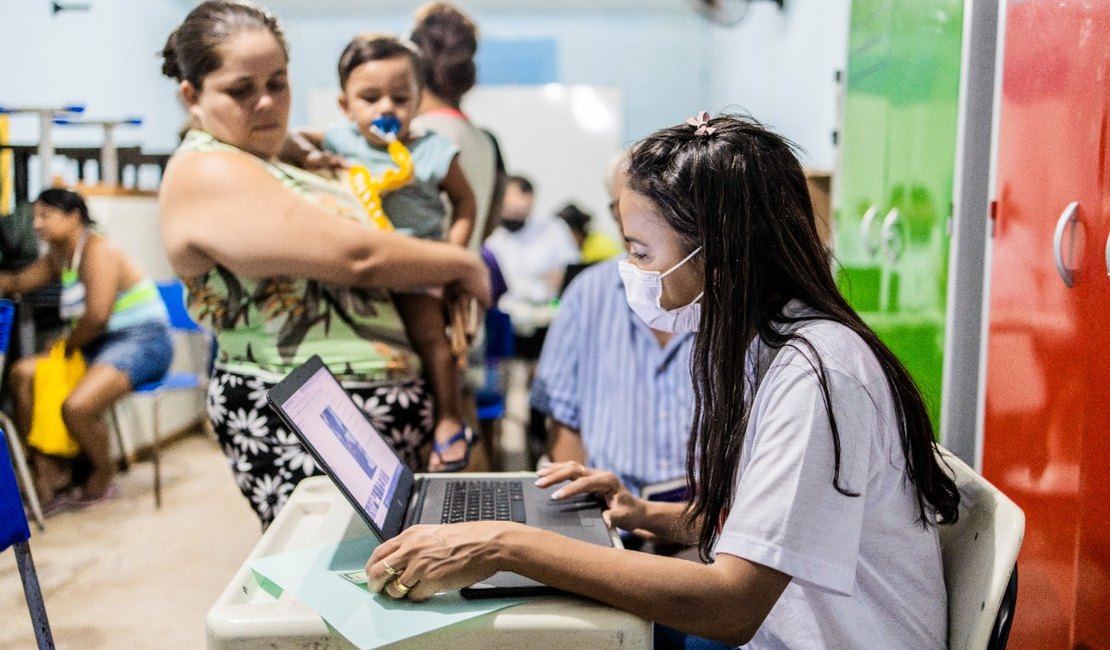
left=477, top=39, right=558, bottom=85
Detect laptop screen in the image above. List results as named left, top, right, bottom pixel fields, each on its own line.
left=269, top=358, right=412, bottom=536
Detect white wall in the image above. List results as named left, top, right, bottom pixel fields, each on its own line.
left=83, top=195, right=208, bottom=451
left=0, top=0, right=185, bottom=170
left=0, top=0, right=848, bottom=187
left=708, top=0, right=851, bottom=170
left=463, top=85, right=624, bottom=237
left=471, top=11, right=710, bottom=145
left=282, top=9, right=710, bottom=146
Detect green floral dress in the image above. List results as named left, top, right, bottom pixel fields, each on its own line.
left=176, top=130, right=432, bottom=527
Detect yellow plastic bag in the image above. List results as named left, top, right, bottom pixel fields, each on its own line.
left=26, top=341, right=86, bottom=458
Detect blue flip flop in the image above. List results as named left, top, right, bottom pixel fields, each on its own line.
left=432, top=426, right=478, bottom=472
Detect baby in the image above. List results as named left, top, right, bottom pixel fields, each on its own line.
left=324, top=34, right=478, bottom=471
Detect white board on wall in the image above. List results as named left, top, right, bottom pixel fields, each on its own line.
left=463, top=85, right=623, bottom=239
left=307, top=84, right=624, bottom=239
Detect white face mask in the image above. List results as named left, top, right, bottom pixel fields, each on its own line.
left=618, top=247, right=703, bottom=333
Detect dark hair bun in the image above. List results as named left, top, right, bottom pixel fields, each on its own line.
left=431, top=54, right=476, bottom=100
left=160, top=0, right=286, bottom=88
left=160, top=35, right=184, bottom=81
left=410, top=2, right=478, bottom=102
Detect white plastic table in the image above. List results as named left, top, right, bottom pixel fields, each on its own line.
left=206, top=475, right=652, bottom=649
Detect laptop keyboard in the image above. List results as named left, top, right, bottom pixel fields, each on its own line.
left=440, top=480, right=527, bottom=524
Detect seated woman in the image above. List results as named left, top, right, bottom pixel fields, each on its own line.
left=158, top=0, right=490, bottom=528
left=361, top=114, right=960, bottom=648
left=0, top=188, right=173, bottom=512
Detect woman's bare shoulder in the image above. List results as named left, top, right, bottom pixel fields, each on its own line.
left=83, top=232, right=132, bottom=265
left=80, top=232, right=137, bottom=284
left=162, top=148, right=271, bottom=194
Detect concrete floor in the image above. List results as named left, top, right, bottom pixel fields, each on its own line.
left=1, top=364, right=534, bottom=649
left=0, top=433, right=262, bottom=649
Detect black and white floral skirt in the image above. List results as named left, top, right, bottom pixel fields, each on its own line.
left=207, top=368, right=433, bottom=528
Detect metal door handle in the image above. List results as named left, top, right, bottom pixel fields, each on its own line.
left=1052, top=201, right=1080, bottom=288
left=881, top=208, right=903, bottom=263
left=859, top=205, right=879, bottom=258
left=1105, top=228, right=1110, bottom=278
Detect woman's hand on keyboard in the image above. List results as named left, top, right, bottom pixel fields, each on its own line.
left=536, top=462, right=648, bottom=534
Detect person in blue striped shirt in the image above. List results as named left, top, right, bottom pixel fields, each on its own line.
left=530, top=153, right=694, bottom=498
left=529, top=153, right=726, bottom=650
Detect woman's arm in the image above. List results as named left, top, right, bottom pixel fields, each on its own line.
left=0, top=256, right=58, bottom=297
left=159, top=150, right=490, bottom=306
left=441, top=156, right=476, bottom=248
left=367, top=523, right=790, bottom=646
left=65, top=236, right=119, bottom=352
left=547, top=422, right=587, bottom=464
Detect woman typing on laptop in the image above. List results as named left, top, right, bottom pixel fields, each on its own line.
left=364, top=114, right=960, bottom=648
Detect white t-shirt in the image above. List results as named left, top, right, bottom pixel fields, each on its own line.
left=485, top=216, right=580, bottom=309
left=715, top=300, right=947, bottom=649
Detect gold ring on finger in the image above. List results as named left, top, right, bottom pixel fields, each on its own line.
left=383, top=562, right=402, bottom=577
left=394, top=578, right=415, bottom=595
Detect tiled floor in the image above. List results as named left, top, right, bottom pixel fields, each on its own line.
left=0, top=366, right=534, bottom=649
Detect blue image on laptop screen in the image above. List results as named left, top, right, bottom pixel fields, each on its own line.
left=278, top=366, right=403, bottom=529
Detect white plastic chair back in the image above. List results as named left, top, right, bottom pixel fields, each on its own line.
left=936, top=446, right=1024, bottom=650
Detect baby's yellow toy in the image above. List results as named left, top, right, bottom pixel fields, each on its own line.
left=348, top=116, right=412, bottom=231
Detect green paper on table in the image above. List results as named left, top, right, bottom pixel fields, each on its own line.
left=249, top=535, right=527, bottom=649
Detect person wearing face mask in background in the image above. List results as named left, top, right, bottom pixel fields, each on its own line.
left=483, top=174, right=579, bottom=357
left=484, top=174, right=579, bottom=464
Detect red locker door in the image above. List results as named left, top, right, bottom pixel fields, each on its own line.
left=983, top=1, right=1107, bottom=647
left=1072, top=89, right=1110, bottom=649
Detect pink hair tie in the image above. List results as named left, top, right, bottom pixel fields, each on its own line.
left=686, top=111, right=716, bottom=136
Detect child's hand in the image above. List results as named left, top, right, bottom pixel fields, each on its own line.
left=302, top=149, right=348, bottom=171
left=279, top=132, right=346, bottom=171
left=447, top=297, right=479, bottom=359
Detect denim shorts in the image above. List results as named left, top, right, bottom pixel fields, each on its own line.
left=81, top=321, right=173, bottom=387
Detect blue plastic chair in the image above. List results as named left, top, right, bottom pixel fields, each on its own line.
left=108, top=280, right=210, bottom=508
left=0, top=299, right=46, bottom=530
left=1, top=426, right=55, bottom=648
left=475, top=307, right=514, bottom=422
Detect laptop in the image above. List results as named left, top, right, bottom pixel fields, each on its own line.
left=266, top=354, right=614, bottom=597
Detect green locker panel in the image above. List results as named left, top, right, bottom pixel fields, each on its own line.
left=836, top=0, right=964, bottom=429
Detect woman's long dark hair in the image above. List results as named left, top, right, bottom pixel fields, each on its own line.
left=626, top=114, right=960, bottom=561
